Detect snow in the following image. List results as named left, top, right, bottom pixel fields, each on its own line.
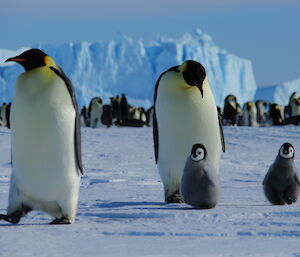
left=1, top=125, right=300, bottom=256
left=255, top=78, right=300, bottom=106
left=0, top=30, right=257, bottom=108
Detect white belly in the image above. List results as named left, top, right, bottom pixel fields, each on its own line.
left=11, top=68, right=80, bottom=203
left=156, top=83, right=222, bottom=190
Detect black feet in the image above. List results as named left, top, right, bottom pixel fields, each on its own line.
left=165, top=190, right=184, bottom=203
left=50, top=217, right=71, bottom=225
left=0, top=211, right=22, bottom=224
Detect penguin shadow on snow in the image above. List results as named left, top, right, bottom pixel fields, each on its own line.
left=77, top=201, right=193, bottom=220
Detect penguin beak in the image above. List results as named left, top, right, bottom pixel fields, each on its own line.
left=182, top=60, right=206, bottom=98
left=5, top=57, right=27, bottom=63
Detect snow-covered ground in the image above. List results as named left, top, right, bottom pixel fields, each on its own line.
left=0, top=126, right=300, bottom=257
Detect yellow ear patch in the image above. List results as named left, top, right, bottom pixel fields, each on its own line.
left=178, top=62, right=187, bottom=73
left=44, top=56, right=58, bottom=68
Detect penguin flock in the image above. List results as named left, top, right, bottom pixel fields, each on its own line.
left=0, top=49, right=299, bottom=225
left=79, top=94, right=153, bottom=128
left=221, top=93, right=300, bottom=127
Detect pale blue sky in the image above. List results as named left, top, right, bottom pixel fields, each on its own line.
left=1, top=0, right=299, bottom=86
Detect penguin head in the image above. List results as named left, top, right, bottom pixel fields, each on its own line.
left=190, top=144, right=207, bottom=162
left=179, top=60, right=206, bottom=98
left=225, top=95, right=237, bottom=109
left=279, top=143, right=295, bottom=159
left=5, top=49, right=55, bottom=72
left=166, top=60, right=206, bottom=97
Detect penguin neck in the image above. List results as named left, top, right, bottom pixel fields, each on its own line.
left=275, top=156, right=294, bottom=168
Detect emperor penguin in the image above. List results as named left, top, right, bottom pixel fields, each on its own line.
left=146, top=106, right=154, bottom=127
left=263, top=143, right=300, bottom=205
left=153, top=60, right=225, bottom=203
left=241, top=101, right=258, bottom=127
left=1, top=102, right=8, bottom=127
left=120, top=93, right=130, bottom=121
left=269, top=103, right=284, bottom=125
left=180, top=144, right=220, bottom=209
left=222, top=94, right=238, bottom=126
left=0, top=49, right=83, bottom=224
left=88, top=97, right=103, bottom=128
left=290, top=98, right=300, bottom=117
left=255, top=100, right=268, bottom=125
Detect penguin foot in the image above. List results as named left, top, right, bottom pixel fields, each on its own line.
left=50, top=217, right=71, bottom=225
left=285, top=196, right=296, bottom=205
left=0, top=211, right=22, bottom=224
left=165, top=190, right=184, bottom=203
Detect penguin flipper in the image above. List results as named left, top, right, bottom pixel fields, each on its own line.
left=49, top=66, right=83, bottom=175
left=218, top=112, right=226, bottom=152
left=294, top=174, right=300, bottom=186
left=153, top=109, right=159, bottom=164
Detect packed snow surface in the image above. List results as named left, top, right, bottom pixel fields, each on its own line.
left=1, top=126, right=300, bottom=257
left=0, top=30, right=257, bottom=108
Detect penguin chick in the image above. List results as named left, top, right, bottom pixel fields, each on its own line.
left=263, top=143, right=300, bottom=205
left=180, top=144, right=220, bottom=209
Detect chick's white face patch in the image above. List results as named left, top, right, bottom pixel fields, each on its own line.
left=280, top=146, right=294, bottom=159
left=191, top=147, right=205, bottom=161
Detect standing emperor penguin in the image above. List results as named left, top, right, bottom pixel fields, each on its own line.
left=0, top=49, right=83, bottom=224
left=241, top=101, right=258, bottom=127
left=263, top=143, right=300, bottom=205
left=222, top=94, right=239, bottom=126
left=180, top=144, right=220, bottom=209
left=88, top=97, right=103, bottom=128
left=153, top=60, right=225, bottom=203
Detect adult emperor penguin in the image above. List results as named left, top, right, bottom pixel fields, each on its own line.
left=88, top=97, right=103, bottom=128
left=0, top=49, right=83, bottom=224
left=241, top=101, right=258, bottom=127
left=180, top=144, right=220, bottom=209
left=222, top=94, right=238, bottom=126
left=263, top=143, right=300, bottom=205
left=153, top=60, right=225, bottom=203
left=255, top=100, right=268, bottom=125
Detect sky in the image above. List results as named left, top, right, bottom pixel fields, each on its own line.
left=0, top=0, right=299, bottom=86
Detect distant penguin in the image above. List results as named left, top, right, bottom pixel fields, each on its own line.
left=269, top=103, right=284, bottom=125
left=110, top=97, right=118, bottom=121
left=88, top=97, right=103, bottom=128
left=180, top=144, right=220, bottom=209
left=146, top=106, right=154, bottom=127
left=153, top=60, right=225, bottom=203
left=1, top=102, right=8, bottom=127
left=80, top=106, right=88, bottom=127
left=255, top=100, right=267, bottom=125
left=263, top=143, right=300, bottom=205
left=101, top=104, right=113, bottom=128
left=131, top=107, right=140, bottom=120
left=286, top=92, right=298, bottom=118
left=115, top=96, right=122, bottom=120
left=241, top=101, right=258, bottom=127
left=120, top=93, right=130, bottom=121
left=290, top=98, right=300, bottom=117
left=0, top=49, right=83, bottom=224
left=139, top=107, right=147, bottom=123
left=222, top=94, right=238, bottom=126
left=5, top=102, right=12, bottom=129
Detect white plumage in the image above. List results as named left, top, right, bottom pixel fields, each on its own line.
left=8, top=59, right=80, bottom=223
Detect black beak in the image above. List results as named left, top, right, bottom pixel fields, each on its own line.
left=182, top=60, right=206, bottom=98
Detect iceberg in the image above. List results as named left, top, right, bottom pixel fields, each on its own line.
left=0, top=29, right=257, bottom=108
left=255, top=78, right=300, bottom=106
